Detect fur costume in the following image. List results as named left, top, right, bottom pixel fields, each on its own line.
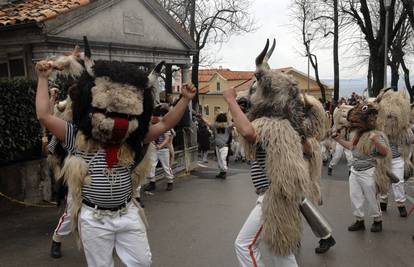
left=346, top=101, right=392, bottom=194
left=44, top=37, right=162, bottom=244
left=375, top=88, right=414, bottom=178
left=242, top=39, right=326, bottom=256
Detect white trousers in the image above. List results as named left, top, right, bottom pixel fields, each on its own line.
left=53, top=193, right=72, bottom=242
left=380, top=157, right=406, bottom=204
left=235, top=195, right=298, bottom=267
left=216, top=146, right=229, bottom=172
left=329, top=142, right=353, bottom=168
left=320, top=142, right=330, bottom=162
left=349, top=167, right=382, bottom=219
left=79, top=202, right=151, bottom=267
left=149, top=148, right=174, bottom=183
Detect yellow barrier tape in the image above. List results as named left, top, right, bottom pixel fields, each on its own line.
left=0, top=192, right=56, bottom=208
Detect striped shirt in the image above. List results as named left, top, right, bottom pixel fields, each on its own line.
left=250, top=144, right=270, bottom=193
left=62, top=123, right=132, bottom=208
left=390, top=143, right=401, bottom=159
left=352, top=135, right=386, bottom=171
left=155, top=130, right=171, bottom=148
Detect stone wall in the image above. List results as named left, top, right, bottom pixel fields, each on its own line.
left=0, top=159, right=51, bottom=210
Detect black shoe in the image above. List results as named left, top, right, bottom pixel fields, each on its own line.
left=327, top=167, right=332, bottom=176
left=348, top=220, right=365, bottom=231
left=380, top=202, right=387, bottom=212
left=315, top=236, right=336, bottom=254
left=398, top=206, right=407, bottom=217
left=166, top=183, right=173, bottom=191
left=215, top=172, right=226, bottom=179
left=370, top=221, right=382, bottom=232
left=144, top=181, right=156, bottom=192
left=50, top=241, right=62, bottom=258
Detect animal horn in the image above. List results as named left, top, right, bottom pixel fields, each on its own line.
left=255, top=39, right=269, bottom=67
left=154, top=61, right=165, bottom=74
left=375, top=87, right=392, bottom=103
left=83, top=36, right=91, bottom=59
left=264, top=38, right=276, bottom=63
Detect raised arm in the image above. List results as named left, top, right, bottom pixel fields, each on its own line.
left=223, top=88, right=256, bottom=144
left=144, top=84, right=196, bottom=144
left=35, top=61, right=66, bottom=141
left=332, top=131, right=353, bottom=150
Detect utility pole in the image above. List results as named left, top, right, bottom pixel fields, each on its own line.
left=189, top=0, right=198, bottom=110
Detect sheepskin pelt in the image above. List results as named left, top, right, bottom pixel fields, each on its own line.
left=376, top=89, right=413, bottom=174
left=333, top=104, right=353, bottom=139
left=302, top=94, right=327, bottom=141
left=248, top=71, right=307, bottom=138
left=305, top=137, right=322, bottom=203
left=243, top=117, right=310, bottom=256
left=61, top=131, right=154, bottom=247
left=354, top=130, right=391, bottom=194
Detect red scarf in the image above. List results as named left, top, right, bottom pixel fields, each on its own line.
left=104, top=117, right=129, bottom=169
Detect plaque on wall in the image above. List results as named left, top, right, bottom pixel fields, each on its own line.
left=123, top=12, right=144, bottom=36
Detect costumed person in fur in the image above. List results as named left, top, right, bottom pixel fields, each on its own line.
left=328, top=102, right=354, bottom=176
left=333, top=100, right=391, bottom=233
left=225, top=39, right=335, bottom=267
left=201, top=112, right=233, bottom=179
left=376, top=88, right=414, bottom=217
left=35, top=37, right=196, bottom=267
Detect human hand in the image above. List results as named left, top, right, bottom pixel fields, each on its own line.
left=223, top=87, right=237, bottom=103
left=35, top=60, right=57, bottom=79
left=182, top=83, right=196, bottom=100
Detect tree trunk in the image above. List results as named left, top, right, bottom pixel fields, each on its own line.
left=191, top=51, right=200, bottom=109
left=333, top=0, right=339, bottom=103
left=401, top=58, right=414, bottom=101
left=390, top=62, right=399, bottom=90
left=371, top=49, right=385, bottom=96
left=310, top=54, right=326, bottom=103
left=367, top=57, right=372, bottom=96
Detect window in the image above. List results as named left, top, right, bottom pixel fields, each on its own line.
left=216, top=82, right=221, bottom=92
left=204, top=105, right=209, bottom=115
left=214, top=106, right=220, bottom=115
left=0, top=58, right=26, bottom=78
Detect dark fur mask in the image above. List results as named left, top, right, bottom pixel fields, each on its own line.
left=71, top=60, right=154, bottom=163
left=347, top=101, right=378, bottom=132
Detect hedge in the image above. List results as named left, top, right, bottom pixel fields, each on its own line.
left=0, top=78, right=42, bottom=165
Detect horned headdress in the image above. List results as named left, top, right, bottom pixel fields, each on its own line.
left=242, top=39, right=326, bottom=256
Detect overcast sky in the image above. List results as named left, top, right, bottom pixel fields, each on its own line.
left=210, top=0, right=367, bottom=80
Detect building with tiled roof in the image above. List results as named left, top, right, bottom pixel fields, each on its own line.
left=198, top=67, right=333, bottom=123
left=0, top=0, right=197, bottom=81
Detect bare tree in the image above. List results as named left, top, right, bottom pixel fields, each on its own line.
left=340, top=0, right=407, bottom=96
left=159, top=0, right=255, bottom=106
left=401, top=0, right=414, bottom=30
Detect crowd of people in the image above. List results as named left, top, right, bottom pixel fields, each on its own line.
left=34, top=37, right=414, bottom=267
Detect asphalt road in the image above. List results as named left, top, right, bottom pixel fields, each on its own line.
left=1, top=158, right=414, bottom=267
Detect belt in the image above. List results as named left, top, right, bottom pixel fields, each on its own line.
left=82, top=197, right=131, bottom=211
left=255, top=187, right=268, bottom=195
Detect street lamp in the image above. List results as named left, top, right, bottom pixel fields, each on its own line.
left=306, top=33, right=312, bottom=95
left=383, top=0, right=392, bottom=88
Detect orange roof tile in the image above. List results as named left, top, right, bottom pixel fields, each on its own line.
left=198, top=68, right=254, bottom=82
left=0, top=0, right=90, bottom=27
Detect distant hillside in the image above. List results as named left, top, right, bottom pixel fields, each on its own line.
left=322, top=78, right=366, bottom=98
left=323, top=76, right=414, bottom=98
